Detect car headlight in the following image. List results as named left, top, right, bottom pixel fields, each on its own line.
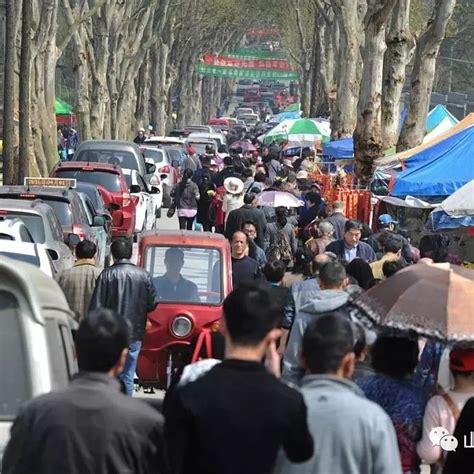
left=171, top=316, right=192, bottom=337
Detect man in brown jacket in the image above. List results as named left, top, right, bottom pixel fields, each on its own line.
left=57, top=239, right=101, bottom=321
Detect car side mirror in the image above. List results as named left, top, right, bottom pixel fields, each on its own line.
left=130, top=184, right=141, bottom=194
left=150, top=186, right=160, bottom=194
left=46, top=248, right=59, bottom=261
left=160, top=174, right=168, bottom=180
left=93, top=216, right=106, bottom=227
left=146, top=162, right=156, bottom=174
left=66, top=233, right=81, bottom=247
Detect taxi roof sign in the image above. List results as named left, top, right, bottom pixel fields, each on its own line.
left=24, top=177, right=76, bottom=188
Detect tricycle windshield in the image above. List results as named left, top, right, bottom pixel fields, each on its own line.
left=144, top=245, right=222, bottom=305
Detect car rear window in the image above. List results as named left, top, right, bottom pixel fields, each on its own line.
left=74, top=150, right=139, bottom=171
left=54, top=169, right=122, bottom=193
left=41, top=200, right=72, bottom=229
left=0, top=212, right=46, bottom=243
left=142, top=148, right=164, bottom=164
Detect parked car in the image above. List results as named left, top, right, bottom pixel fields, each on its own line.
left=0, top=186, right=97, bottom=249
left=75, top=181, right=113, bottom=239
left=122, top=169, right=159, bottom=234
left=235, top=107, right=256, bottom=118
left=49, top=162, right=136, bottom=239
left=0, top=218, right=35, bottom=242
left=136, top=230, right=232, bottom=389
left=0, top=256, right=77, bottom=462
left=71, top=139, right=156, bottom=181
left=0, top=240, right=58, bottom=278
left=77, top=193, right=109, bottom=267
left=139, top=146, right=175, bottom=208
left=0, top=199, right=75, bottom=273
left=185, top=125, right=215, bottom=134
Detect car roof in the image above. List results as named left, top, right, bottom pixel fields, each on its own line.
left=76, top=139, right=140, bottom=150
left=140, top=230, right=229, bottom=249
left=145, top=137, right=185, bottom=144
left=53, top=161, right=123, bottom=173
left=0, top=198, right=56, bottom=214
left=0, top=186, right=77, bottom=202
left=0, top=255, right=73, bottom=324
left=0, top=240, right=39, bottom=255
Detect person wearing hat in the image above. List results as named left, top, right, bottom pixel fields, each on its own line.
left=367, top=214, right=412, bottom=263
left=417, top=347, right=474, bottom=470
left=183, top=147, right=202, bottom=172
left=222, top=177, right=245, bottom=226
left=133, top=127, right=146, bottom=144
left=280, top=159, right=294, bottom=179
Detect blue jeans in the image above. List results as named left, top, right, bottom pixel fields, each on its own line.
left=119, top=340, right=142, bottom=396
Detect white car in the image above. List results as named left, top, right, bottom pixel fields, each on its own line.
left=0, top=218, right=35, bottom=242
left=187, top=132, right=226, bottom=148
left=122, top=169, right=158, bottom=233
left=0, top=240, right=58, bottom=277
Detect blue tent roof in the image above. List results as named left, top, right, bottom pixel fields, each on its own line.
left=322, top=138, right=354, bottom=159
left=426, top=104, right=458, bottom=133
left=392, top=125, right=474, bottom=197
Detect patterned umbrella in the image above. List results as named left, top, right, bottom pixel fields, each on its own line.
left=229, top=141, right=257, bottom=152
left=355, top=263, right=474, bottom=343
left=263, top=118, right=329, bottom=147
left=257, top=191, right=304, bottom=208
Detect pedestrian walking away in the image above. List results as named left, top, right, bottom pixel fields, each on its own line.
left=89, top=238, right=158, bottom=396
left=2, top=309, right=168, bottom=474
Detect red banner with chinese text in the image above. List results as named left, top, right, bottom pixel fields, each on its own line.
left=202, top=53, right=290, bottom=71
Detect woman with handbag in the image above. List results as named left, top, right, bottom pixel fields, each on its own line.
left=169, top=168, right=200, bottom=230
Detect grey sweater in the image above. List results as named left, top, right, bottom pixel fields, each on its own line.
left=273, top=375, right=402, bottom=474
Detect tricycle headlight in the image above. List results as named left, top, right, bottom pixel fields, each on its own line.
left=171, top=316, right=192, bottom=337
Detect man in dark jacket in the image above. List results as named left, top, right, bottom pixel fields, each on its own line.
left=192, top=155, right=215, bottom=187
left=326, top=220, right=377, bottom=263
left=366, top=214, right=412, bottom=263
left=322, top=200, right=347, bottom=240
left=89, top=238, right=158, bottom=396
left=225, top=193, right=267, bottom=248
left=2, top=309, right=167, bottom=474
left=164, top=284, right=313, bottom=474
left=213, top=156, right=238, bottom=187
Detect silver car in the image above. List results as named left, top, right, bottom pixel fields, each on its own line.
left=0, top=199, right=75, bottom=273
left=0, top=256, right=77, bottom=461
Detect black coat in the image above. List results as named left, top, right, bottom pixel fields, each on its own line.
left=89, top=260, right=158, bottom=340
left=225, top=205, right=267, bottom=248
left=366, top=230, right=413, bottom=263
left=325, top=239, right=377, bottom=263
left=2, top=372, right=168, bottom=474
left=164, top=359, right=313, bottom=474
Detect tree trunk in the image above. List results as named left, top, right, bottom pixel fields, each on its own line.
left=18, top=0, right=32, bottom=182
left=381, top=0, right=413, bottom=149
left=2, top=0, right=20, bottom=185
left=354, top=0, right=397, bottom=183
left=397, top=0, right=456, bottom=151
left=330, top=0, right=361, bottom=139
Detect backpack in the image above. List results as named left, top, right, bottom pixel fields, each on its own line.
left=268, top=225, right=293, bottom=263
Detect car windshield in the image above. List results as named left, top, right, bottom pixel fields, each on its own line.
left=187, top=142, right=213, bottom=155
left=41, top=200, right=72, bottom=228
left=55, top=170, right=122, bottom=193
left=0, top=212, right=45, bottom=243
left=0, top=290, right=31, bottom=419
left=142, top=148, right=164, bottom=164
left=163, top=147, right=184, bottom=166
left=75, top=150, right=139, bottom=171
left=144, top=246, right=222, bottom=305
left=0, top=252, right=40, bottom=266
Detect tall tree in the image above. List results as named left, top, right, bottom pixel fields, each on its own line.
left=353, top=0, right=397, bottom=182
left=397, top=0, right=456, bottom=151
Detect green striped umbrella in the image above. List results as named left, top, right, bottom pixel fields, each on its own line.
left=263, top=118, right=329, bottom=147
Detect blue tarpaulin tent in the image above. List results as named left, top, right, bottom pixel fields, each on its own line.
left=426, top=104, right=458, bottom=133
left=391, top=125, right=474, bottom=197
left=322, top=138, right=354, bottom=158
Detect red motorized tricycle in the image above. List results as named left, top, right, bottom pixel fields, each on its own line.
left=136, top=230, right=232, bottom=389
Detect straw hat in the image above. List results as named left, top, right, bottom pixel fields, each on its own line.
left=224, top=177, right=244, bottom=195
left=283, top=158, right=294, bottom=169
left=296, top=170, right=308, bottom=180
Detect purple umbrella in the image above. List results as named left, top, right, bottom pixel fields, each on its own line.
left=229, top=141, right=257, bottom=152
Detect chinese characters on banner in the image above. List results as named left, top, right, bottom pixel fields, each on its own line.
left=197, top=63, right=299, bottom=80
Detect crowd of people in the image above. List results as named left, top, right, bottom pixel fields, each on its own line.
left=4, top=134, right=474, bottom=474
